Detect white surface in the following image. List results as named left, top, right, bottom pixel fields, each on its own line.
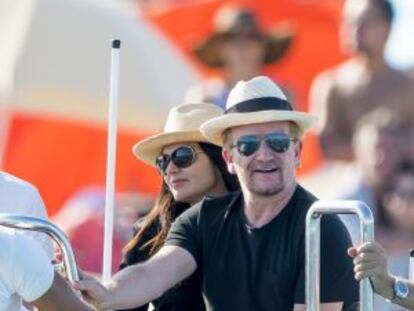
left=0, top=171, right=54, bottom=258
left=0, top=0, right=200, bottom=131
left=0, top=227, right=54, bottom=311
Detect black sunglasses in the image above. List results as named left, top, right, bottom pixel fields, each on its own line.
left=155, top=146, right=202, bottom=174
left=231, top=132, right=297, bottom=157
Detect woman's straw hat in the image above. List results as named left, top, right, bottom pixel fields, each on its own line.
left=133, top=103, right=223, bottom=166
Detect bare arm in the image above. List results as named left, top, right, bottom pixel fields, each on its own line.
left=74, top=245, right=196, bottom=310
left=310, top=73, right=353, bottom=161
left=32, top=272, right=95, bottom=311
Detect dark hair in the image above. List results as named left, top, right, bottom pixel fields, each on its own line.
left=198, top=142, right=240, bottom=192
left=124, top=142, right=239, bottom=255
left=373, top=0, right=394, bottom=24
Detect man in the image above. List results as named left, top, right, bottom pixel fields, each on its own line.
left=0, top=171, right=54, bottom=257
left=0, top=227, right=95, bottom=311
left=310, top=0, right=414, bottom=161
left=0, top=171, right=55, bottom=310
left=74, top=76, right=358, bottom=310
left=349, top=242, right=414, bottom=310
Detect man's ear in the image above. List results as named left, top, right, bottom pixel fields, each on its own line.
left=222, top=148, right=236, bottom=174
left=294, top=141, right=303, bottom=168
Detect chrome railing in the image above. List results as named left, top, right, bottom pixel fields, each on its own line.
left=0, top=214, right=79, bottom=283
left=305, top=201, right=374, bottom=311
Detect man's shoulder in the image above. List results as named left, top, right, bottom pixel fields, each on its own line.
left=0, top=171, right=44, bottom=216
left=313, top=60, right=362, bottom=92
left=179, top=191, right=241, bottom=223
left=0, top=171, right=39, bottom=195
left=296, top=185, right=348, bottom=225
left=295, top=185, right=318, bottom=207
left=201, top=191, right=241, bottom=213
left=203, top=191, right=241, bottom=205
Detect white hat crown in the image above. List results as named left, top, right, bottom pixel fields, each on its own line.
left=200, top=75, right=318, bottom=146
left=226, top=76, right=287, bottom=110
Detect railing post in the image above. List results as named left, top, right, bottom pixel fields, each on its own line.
left=0, top=214, right=79, bottom=283
left=305, top=201, right=374, bottom=311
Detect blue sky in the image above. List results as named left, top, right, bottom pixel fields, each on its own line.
left=386, top=0, right=414, bottom=69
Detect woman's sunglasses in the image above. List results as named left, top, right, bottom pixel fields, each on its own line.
left=231, top=132, right=297, bottom=157
left=155, top=145, right=202, bottom=174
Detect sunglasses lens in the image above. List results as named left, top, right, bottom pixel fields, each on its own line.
left=155, top=155, right=169, bottom=173
left=266, top=133, right=291, bottom=153
left=171, top=146, right=195, bottom=168
left=156, top=146, right=196, bottom=174
left=236, top=135, right=261, bottom=157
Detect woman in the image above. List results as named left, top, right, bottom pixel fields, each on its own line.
left=118, top=103, right=239, bottom=311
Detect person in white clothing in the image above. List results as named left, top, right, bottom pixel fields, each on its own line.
left=0, top=171, right=54, bottom=258
left=0, top=227, right=95, bottom=311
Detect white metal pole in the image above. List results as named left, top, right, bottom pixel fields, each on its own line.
left=409, top=249, right=414, bottom=281
left=102, top=39, right=121, bottom=283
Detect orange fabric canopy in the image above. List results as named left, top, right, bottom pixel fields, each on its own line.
left=3, top=112, right=161, bottom=216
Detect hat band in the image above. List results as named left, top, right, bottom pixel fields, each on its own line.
left=225, top=97, right=293, bottom=114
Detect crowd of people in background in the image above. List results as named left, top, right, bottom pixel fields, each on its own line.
left=1, top=0, right=414, bottom=310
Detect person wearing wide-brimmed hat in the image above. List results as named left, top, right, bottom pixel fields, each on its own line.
left=74, top=77, right=358, bottom=311
left=116, top=103, right=239, bottom=311
left=186, top=4, right=295, bottom=109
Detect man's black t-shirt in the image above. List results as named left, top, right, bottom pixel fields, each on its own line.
left=166, top=185, right=359, bottom=311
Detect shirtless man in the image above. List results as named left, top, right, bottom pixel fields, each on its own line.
left=310, top=0, right=414, bottom=161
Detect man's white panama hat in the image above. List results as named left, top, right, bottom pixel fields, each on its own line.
left=200, top=76, right=318, bottom=146
left=133, top=103, right=223, bottom=166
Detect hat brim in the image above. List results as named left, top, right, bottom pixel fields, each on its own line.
left=200, top=110, right=318, bottom=146
left=132, top=131, right=208, bottom=166
left=193, top=30, right=294, bottom=68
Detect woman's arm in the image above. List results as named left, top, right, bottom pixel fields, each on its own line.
left=74, top=245, right=196, bottom=310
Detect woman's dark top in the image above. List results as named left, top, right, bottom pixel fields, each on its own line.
left=117, top=203, right=206, bottom=311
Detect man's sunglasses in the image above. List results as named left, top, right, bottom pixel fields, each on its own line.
left=155, top=145, right=202, bottom=174
left=231, top=132, right=297, bottom=157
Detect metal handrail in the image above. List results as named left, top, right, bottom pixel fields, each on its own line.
left=305, top=201, right=374, bottom=311
left=0, top=214, right=79, bottom=283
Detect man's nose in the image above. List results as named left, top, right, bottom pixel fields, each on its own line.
left=255, top=140, right=273, bottom=160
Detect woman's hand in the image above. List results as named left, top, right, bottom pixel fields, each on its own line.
left=71, top=271, right=111, bottom=311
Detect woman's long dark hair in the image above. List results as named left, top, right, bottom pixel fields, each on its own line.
left=124, top=142, right=239, bottom=255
